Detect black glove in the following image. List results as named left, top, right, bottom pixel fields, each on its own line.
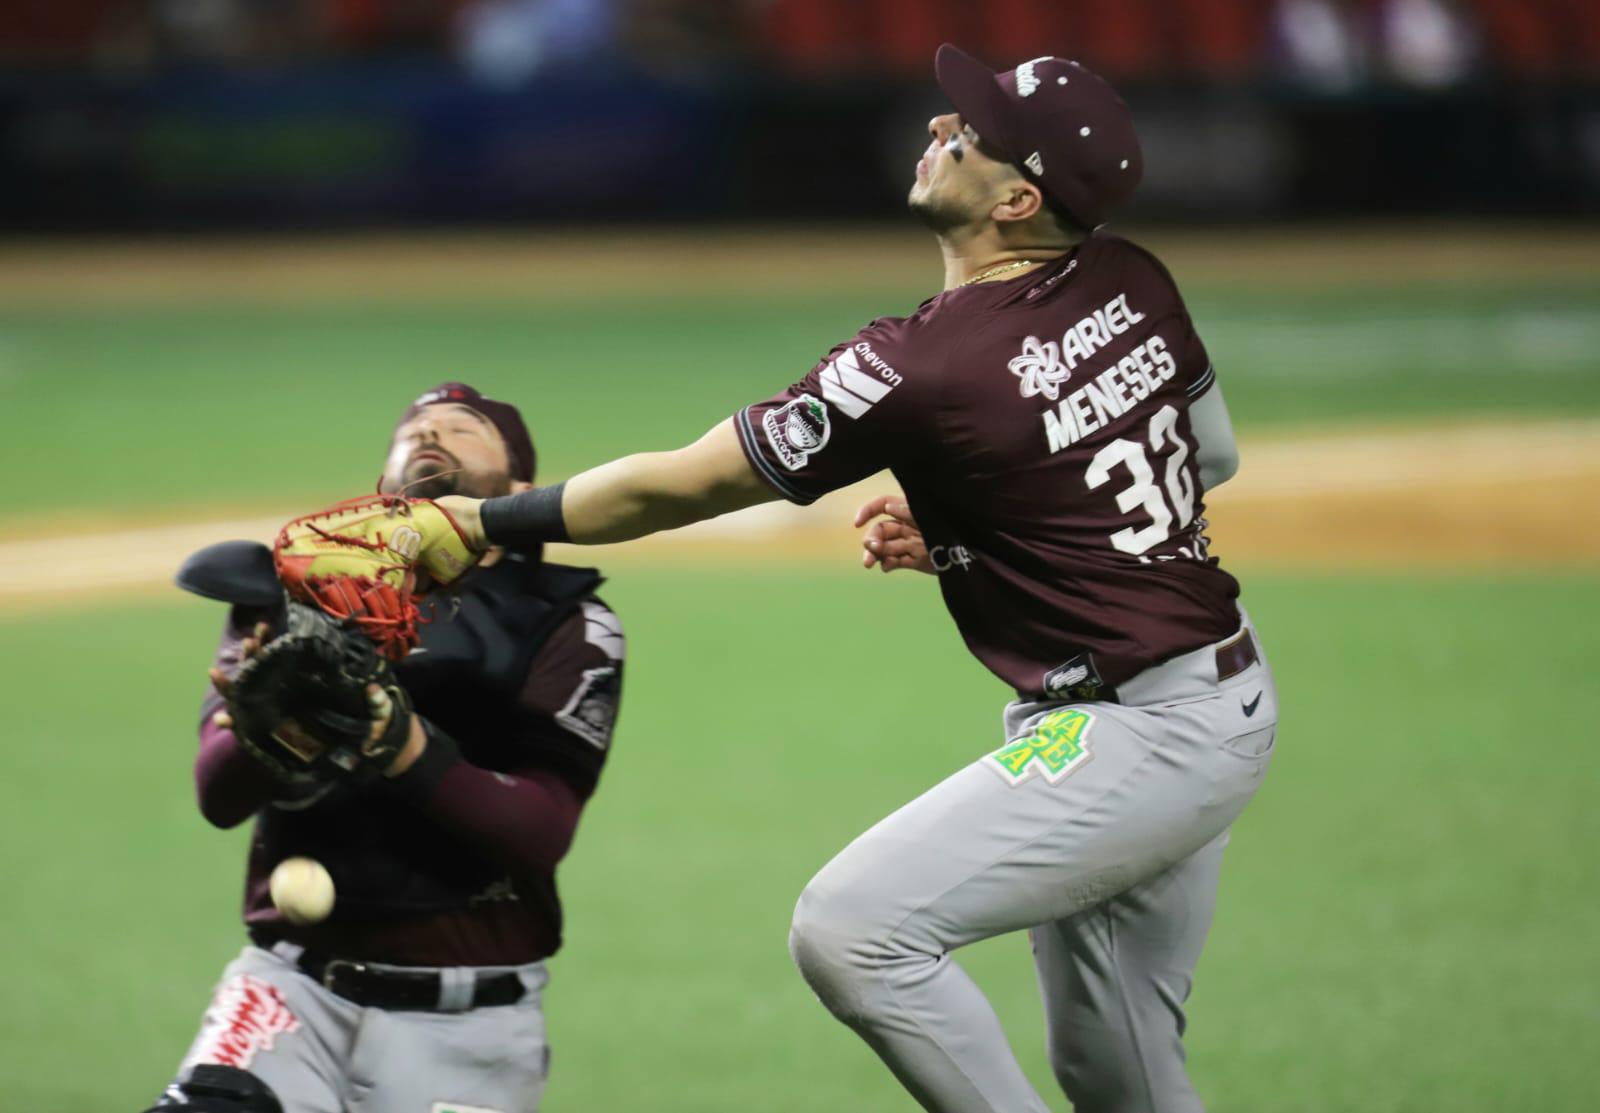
left=225, top=602, right=412, bottom=784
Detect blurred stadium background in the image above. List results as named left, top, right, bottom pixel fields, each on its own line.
left=1, top=2, right=1597, bottom=1111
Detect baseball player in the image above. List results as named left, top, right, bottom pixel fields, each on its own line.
left=150, top=384, right=625, bottom=1113
left=437, top=45, right=1267, bottom=1113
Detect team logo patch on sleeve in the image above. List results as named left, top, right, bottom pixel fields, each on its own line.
left=762, top=394, right=831, bottom=470
left=556, top=665, right=621, bottom=749
left=987, top=708, right=1095, bottom=786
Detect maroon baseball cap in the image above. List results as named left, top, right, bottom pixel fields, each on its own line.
left=935, top=44, right=1143, bottom=229
left=397, top=382, right=536, bottom=482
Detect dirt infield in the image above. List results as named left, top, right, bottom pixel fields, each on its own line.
left=4, top=223, right=1598, bottom=306
left=2, top=418, right=1593, bottom=615
left=1203, top=419, right=1600, bottom=568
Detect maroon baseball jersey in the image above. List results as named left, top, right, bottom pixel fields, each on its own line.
left=735, top=234, right=1240, bottom=698
left=197, top=555, right=624, bottom=966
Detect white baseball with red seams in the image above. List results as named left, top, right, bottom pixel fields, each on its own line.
left=268, top=857, right=335, bottom=925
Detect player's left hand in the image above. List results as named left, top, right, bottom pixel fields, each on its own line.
left=854, top=495, right=934, bottom=575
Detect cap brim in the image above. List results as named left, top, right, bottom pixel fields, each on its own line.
left=935, top=44, right=1016, bottom=159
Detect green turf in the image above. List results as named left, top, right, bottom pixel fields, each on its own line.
left=3, top=570, right=1596, bottom=1111
left=5, top=261, right=1597, bottom=1107
left=3, top=280, right=1597, bottom=515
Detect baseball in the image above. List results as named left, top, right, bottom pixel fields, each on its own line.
left=269, top=857, right=336, bottom=925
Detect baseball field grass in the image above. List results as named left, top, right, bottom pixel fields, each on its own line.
left=7, top=280, right=1600, bottom=521
left=2, top=227, right=1597, bottom=1111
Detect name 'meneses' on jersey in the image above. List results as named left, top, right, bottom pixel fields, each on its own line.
left=734, top=235, right=1240, bottom=698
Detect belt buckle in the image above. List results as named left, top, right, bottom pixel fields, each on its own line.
left=321, top=958, right=367, bottom=992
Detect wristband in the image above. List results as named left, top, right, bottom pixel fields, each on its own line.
left=479, top=481, right=569, bottom=547
left=384, top=717, right=462, bottom=803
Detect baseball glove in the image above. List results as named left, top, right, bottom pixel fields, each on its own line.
left=226, top=602, right=414, bottom=784
left=272, top=493, right=479, bottom=660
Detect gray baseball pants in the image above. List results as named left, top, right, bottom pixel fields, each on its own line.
left=789, top=618, right=1277, bottom=1113
left=169, top=943, right=551, bottom=1112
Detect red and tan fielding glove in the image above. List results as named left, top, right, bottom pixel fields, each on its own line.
left=272, top=494, right=481, bottom=660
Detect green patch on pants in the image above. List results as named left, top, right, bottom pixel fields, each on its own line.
left=989, top=708, right=1095, bottom=785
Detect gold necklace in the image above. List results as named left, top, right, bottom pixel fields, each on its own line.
left=956, top=259, right=1038, bottom=288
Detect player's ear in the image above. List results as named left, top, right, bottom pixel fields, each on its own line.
left=991, top=181, right=1044, bottom=226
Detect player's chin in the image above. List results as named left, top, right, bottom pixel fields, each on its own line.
left=400, top=471, right=461, bottom=500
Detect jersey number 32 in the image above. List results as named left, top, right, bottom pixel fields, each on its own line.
left=1084, top=404, right=1197, bottom=555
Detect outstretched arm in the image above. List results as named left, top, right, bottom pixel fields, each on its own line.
left=442, top=418, right=777, bottom=549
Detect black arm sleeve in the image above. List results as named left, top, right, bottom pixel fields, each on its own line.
left=480, top=482, right=569, bottom=547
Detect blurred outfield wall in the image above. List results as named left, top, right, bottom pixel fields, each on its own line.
left=2, top=65, right=1596, bottom=231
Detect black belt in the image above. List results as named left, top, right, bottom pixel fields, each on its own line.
left=291, top=949, right=526, bottom=1012
left=1029, top=628, right=1258, bottom=704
